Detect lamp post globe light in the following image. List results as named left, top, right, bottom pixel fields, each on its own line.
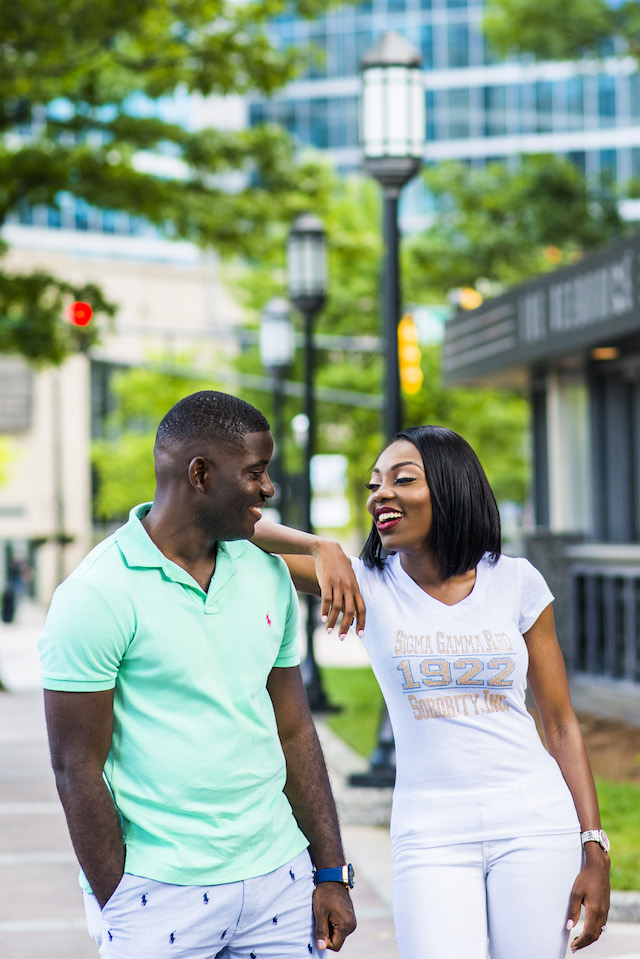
left=287, top=213, right=332, bottom=712
left=355, top=32, right=425, bottom=786
left=361, top=30, right=425, bottom=440
left=259, top=297, right=295, bottom=524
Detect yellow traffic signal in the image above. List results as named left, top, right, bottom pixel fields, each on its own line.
left=458, top=287, right=483, bottom=310
left=398, top=314, right=423, bottom=395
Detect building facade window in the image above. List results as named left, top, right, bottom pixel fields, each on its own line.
left=483, top=85, right=507, bottom=136
left=597, top=75, right=617, bottom=128
left=447, top=22, right=470, bottom=68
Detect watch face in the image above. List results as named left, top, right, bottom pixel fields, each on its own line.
left=599, top=830, right=611, bottom=852
left=347, top=863, right=355, bottom=888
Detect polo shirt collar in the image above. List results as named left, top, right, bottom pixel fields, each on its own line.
left=116, top=503, right=249, bottom=594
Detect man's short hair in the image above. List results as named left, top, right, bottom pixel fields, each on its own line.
left=155, top=391, right=270, bottom=450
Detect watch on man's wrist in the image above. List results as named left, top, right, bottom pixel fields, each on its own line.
left=580, top=829, right=610, bottom=853
left=313, top=864, right=355, bottom=889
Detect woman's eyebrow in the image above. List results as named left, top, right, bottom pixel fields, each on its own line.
left=371, top=460, right=423, bottom=474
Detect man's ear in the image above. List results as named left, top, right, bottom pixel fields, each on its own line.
left=188, top=456, right=210, bottom=492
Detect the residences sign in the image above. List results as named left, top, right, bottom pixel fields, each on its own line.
left=443, top=234, right=640, bottom=384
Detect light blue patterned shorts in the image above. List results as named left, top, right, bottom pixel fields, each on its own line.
left=83, top=848, right=321, bottom=959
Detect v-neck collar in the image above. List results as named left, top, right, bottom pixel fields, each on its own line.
left=389, top=552, right=488, bottom=615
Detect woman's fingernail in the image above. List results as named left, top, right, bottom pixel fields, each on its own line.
left=321, top=614, right=328, bottom=622
left=317, top=939, right=327, bottom=951
left=326, top=627, right=333, bottom=634
left=566, top=919, right=575, bottom=930
left=357, top=629, right=364, bottom=638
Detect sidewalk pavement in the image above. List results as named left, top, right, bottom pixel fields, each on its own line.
left=1, top=602, right=639, bottom=959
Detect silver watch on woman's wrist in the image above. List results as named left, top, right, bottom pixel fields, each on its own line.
left=580, top=829, right=610, bottom=852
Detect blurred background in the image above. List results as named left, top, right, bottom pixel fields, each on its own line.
left=1, top=2, right=640, bottom=951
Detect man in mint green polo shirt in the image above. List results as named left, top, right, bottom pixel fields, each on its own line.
left=39, top=391, right=360, bottom=959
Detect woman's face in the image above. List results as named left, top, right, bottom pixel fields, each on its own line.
left=366, top=438, right=433, bottom=556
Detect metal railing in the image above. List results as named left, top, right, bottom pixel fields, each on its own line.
left=569, top=546, right=640, bottom=683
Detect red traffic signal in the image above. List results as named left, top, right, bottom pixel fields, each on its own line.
left=67, top=301, right=93, bottom=327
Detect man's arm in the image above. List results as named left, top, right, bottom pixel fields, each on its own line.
left=252, top=519, right=366, bottom=638
left=267, top=666, right=356, bottom=952
left=43, top=689, right=125, bottom=909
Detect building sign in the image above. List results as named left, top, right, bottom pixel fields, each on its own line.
left=443, top=233, right=640, bottom=383
left=0, top=356, right=33, bottom=433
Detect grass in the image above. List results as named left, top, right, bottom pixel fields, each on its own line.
left=321, top=666, right=384, bottom=759
left=595, top=779, right=640, bottom=890
left=320, top=665, right=640, bottom=891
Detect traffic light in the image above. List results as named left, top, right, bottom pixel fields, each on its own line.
left=67, top=301, right=93, bottom=327
left=397, top=313, right=423, bottom=396
left=458, top=287, right=483, bottom=310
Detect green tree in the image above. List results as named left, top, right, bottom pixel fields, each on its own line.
left=92, top=363, right=215, bottom=520
left=97, top=149, right=619, bottom=525
left=483, top=0, right=640, bottom=62
left=404, top=154, right=624, bottom=302
left=230, top=172, right=530, bottom=526
left=1, top=0, right=334, bottom=364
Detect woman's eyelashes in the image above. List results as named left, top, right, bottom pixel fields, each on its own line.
left=365, top=475, right=418, bottom=491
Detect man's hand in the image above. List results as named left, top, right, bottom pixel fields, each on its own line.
left=310, top=540, right=366, bottom=639
left=44, top=688, right=125, bottom=909
left=313, top=883, right=357, bottom=952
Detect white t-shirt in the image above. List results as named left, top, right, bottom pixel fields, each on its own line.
left=351, top=552, right=580, bottom=852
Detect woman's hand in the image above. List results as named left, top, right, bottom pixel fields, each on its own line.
left=566, top=845, right=610, bottom=951
left=311, top=539, right=366, bottom=639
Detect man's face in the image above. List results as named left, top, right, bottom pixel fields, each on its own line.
left=198, top=430, right=275, bottom=542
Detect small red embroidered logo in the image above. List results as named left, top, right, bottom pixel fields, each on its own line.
left=266, top=612, right=272, bottom=626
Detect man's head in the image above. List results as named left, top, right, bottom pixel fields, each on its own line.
left=155, top=391, right=270, bottom=453
left=153, top=391, right=274, bottom=542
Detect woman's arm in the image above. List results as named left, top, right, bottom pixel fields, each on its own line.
left=252, top=518, right=365, bottom=638
left=525, top=604, right=610, bottom=953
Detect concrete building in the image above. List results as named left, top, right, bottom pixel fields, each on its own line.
left=443, top=232, right=640, bottom=691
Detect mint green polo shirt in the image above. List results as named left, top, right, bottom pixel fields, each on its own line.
left=39, top=504, right=308, bottom=887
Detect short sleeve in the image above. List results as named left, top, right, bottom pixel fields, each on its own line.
left=38, top=577, right=133, bottom=691
left=272, top=562, right=301, bottom=668
left=518, top=559, right=554, bottom=634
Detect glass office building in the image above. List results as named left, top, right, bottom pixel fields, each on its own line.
left=249, top=0, right=640, bottom=222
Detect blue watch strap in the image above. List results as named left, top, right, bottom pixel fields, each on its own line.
left=313, top=864, right=355, bottom=888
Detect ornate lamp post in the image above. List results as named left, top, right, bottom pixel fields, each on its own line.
left=287, top=213, right=332, bottom=711
left=260, top=297, right=295, bottom=524
left=354, top=32, right=425, bottom=785
left=361, top=30, right=425, bottom=439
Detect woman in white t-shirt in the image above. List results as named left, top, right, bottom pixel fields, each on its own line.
left=253, top=425, right=610, bottom=959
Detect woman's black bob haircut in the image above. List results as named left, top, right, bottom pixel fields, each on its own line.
left=360, top=425, right=501, bottom=577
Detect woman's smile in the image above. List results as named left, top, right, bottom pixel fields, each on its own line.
left=366, top=439, right=433, bottom=552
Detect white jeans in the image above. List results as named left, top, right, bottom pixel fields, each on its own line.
left=83, top=848, right=320, bottom=959
left=392, top=832, right=582, bottom=959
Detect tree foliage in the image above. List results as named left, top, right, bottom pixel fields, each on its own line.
left=404, top=154, right=625, bottom=301
left=229, top=172, right=529, bottom=523
left=1, top=0, right=335, bottom=363
left=92, top=363, right=215, bottom=519
left=484, top=0, right=640, bottom=61
left=92, top=149, right=625, bottom=525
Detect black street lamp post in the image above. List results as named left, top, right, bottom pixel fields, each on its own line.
left=353, top=32, right=425, bottom=785
left=260, top=297, right=295, bottom=524
left=361, top=30, right=425, bottom=438
left=287, top=213, right=333, bottom=712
